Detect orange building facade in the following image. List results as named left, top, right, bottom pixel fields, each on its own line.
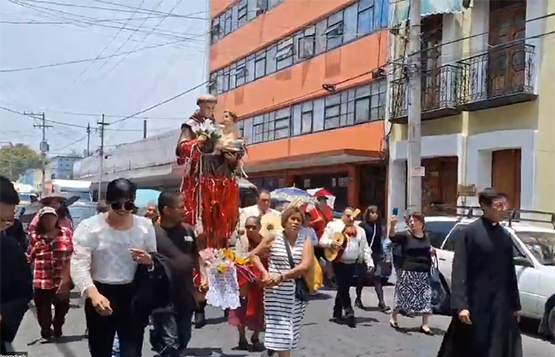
left=209, top=0, right=390, bottom=211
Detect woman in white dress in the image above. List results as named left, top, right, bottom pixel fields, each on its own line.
left=250, top=206, right=314, bottom=357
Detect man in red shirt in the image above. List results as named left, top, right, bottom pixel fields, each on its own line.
left=308, top=196, right=334, bottom=286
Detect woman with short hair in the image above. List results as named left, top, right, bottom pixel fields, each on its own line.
left=388, top=212, right=435, bottom=335
left=251, top=206, right=314, bottom=357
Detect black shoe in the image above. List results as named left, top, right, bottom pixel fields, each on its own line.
left=331, top=313, right=344, bottom=323
left=420, top=326, right=434, bottom=336
left=237, top=339, right=249, bottom=351
left=194, top=311, right=206, bottom=329
left=347, top=315, right=356, bottom=328
left=354, top=298, right=364, bottom=309
left=251, top=338, right=265, bottom=352
left=378, top=303, right=392, bottom=313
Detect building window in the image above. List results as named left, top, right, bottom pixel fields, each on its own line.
left=274, top=108, right=290, bottom=139
left=223, top=9, right=233, bottom=35
left=238, top=0, right=248, bottom=27
left=236, top=120, right=245, bottom=137
left=325, top=12, right=344, bottom=50
left=252, top=115, right=264, bottom=143
left=222, top=70, right=230, bottom=92
left=275, top=39, right=294, bottom=71
left=354, top=85, right=371, bottom=123
left=255, top=51, right=266, bottom=79
left=357, top=0, right=374, bottom=36
left=370, top=80, right=387, bottom=120
left=298, top=27, right=316, bottom=59
left=210, top=19, right=221, bottom=44
left=256, top=0, right=268, bottom=15
left=209, top=73, right=218, bottom=95
left=235, top=64, right=247, bottom=86
left=301, top=102, right=313, bottom=134
left=324, top=94, right=341, bottom=129
left=265, top=45, right=277, bottom=74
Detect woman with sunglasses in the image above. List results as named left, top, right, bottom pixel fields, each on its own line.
left=71, top=178, right=157, bottom=357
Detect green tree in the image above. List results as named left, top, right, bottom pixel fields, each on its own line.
left=0, top=144, right=42, bottom=181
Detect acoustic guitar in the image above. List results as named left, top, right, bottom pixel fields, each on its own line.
left=324, top=208, right=361, bottom=262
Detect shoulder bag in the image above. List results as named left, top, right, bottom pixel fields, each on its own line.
left=282, top=235, right=310, bottom=302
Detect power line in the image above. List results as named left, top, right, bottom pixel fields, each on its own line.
left=52, top=134, right=88, bottom=151
left=97, top=0, right=178, bottom=80
left=53, top=0, right=150, bottom=99
left=109, top=80, right=210, bottom=125
left=15, top=0, right=208, bottom=20
left=0, top=38, right=185, bottom=73
left=0, top=106, right=143, bottom=131
left=0, top=14, right=168, bottom=24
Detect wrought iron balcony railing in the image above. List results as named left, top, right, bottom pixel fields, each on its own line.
left=456, top=40, right=537, bottom=111
left=389, top=64, right=463, bottom=123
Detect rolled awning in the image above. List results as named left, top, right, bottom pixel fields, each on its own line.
left=392, top=0, right=468, bottom=27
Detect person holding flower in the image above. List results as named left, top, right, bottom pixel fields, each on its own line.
left=250, top=207, right=314, bottom=357
left=228, top=216, right=266, bottom=351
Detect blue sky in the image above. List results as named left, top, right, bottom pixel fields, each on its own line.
left=0, top=0, right=208, bottom=155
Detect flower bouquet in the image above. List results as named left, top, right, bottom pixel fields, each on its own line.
left=195, top=120, right=222, bottom=142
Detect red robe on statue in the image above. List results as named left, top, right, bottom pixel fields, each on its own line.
left=176, top=113, right=241, bottom=250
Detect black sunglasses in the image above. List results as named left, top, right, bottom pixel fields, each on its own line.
left=110, top=200, right=135, bottom=211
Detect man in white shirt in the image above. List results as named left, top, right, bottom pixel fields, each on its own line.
left=239, top=189, right=280, bottom=227
left=319, top=207, right=373, bottom=328
left=71, top=178, right=157, bottom=357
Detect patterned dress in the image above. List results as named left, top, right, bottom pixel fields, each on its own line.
left=264, top=233, right=307, bottom=351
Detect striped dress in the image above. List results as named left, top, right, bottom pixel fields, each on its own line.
left=264, top=233, right=307, bottom=351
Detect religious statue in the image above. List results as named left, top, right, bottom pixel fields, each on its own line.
left=175, top=95, right=244, bottom=250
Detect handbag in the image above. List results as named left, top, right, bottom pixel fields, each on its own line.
left=282, top=235, right=310, bottom=302
left=429, top=256, right=451, bottom=315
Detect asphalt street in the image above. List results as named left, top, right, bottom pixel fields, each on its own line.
left=12, top=286, right=554, bottom=357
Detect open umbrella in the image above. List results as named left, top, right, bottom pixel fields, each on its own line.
left=306, top=188, right=336, bottom=209
left=270, top=187, right=315, bottom=206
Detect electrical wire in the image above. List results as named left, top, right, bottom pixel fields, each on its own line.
left=16, top=0, right=208, bottom=20
left=108, top=80, right=210, bottom=125
left=51, top=134, right=88, bottom=151
left=0, top=38, right=187, bottom=73
left=0, top=15, right=168, bottom=24
left=97, top=0, right=182, bottom=80
left=53, top=0, right=150, bottom=97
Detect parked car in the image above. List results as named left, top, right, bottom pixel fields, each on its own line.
left=420, top=209, right=555, bottom=333
left=68, top=201, right=98, bottom=228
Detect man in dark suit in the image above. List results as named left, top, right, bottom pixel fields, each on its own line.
left=0, top=176, right=33, bottom=353
left=150, top=191, right=207, bottom=356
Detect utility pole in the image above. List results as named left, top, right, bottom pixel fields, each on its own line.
left=97, top=114, right=109, bottom=200
left=407, top=0, right=423, bottom=213
left=27, top=112, right=52, bottom=196
left=143, top=119, right=147, bottom=139
left=86, top=123, right=91, bottom=156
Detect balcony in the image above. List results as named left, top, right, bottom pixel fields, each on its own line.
left=456, top=41, right=537, bottom=111
left=389, top=64, right=462, bottom=124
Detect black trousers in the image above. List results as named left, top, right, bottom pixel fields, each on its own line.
left=84, top=282, right=144, bottom=357
left=150, top=310, right=193, bottom=357
left=34, top=288, right=70, bottom=338
left=332, top=262, right=356, bottom=318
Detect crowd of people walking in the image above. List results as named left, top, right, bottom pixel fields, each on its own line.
left=0, top=173, right=536, bottom=357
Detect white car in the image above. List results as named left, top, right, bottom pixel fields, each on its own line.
left=420, top=215, right=555, bottom=323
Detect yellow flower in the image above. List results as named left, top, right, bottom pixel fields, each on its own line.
left=236, top=257, right=245, bottom=265
left=217, top=263, right=226, bottom=274
left=224, top=249, right=235, bottom=262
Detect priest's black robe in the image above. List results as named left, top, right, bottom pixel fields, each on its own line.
left=437, top=217, right=523, bottom=357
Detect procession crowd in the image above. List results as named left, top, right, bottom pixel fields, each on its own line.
left=0, top=96, right=529, bottom=357
left=0, top=174, right=527, bottom=357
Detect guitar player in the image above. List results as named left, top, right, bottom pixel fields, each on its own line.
left=319, top=207, right=373, bottom=328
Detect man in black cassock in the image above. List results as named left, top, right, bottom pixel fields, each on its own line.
left=437, top=188, right=523, bottom=357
